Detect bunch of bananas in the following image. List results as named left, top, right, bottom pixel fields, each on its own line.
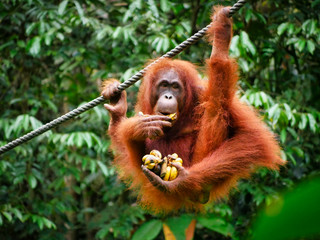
left=142, top=150, right=183, bottom=181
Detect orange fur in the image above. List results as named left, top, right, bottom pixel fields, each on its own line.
left=106, top=7, right=285, bottom=214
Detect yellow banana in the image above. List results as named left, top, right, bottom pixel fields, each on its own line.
left=142, top=151, right=183, bottom=181
left=142, top=154, right=161, bottom=165
left=171, top=153, right=178, bottom=159
left=150, top=150, right=162, bottom=159
left=146, top=163, right=155, bottom=169
left=142, top=154, right=149, bottom=163
left=169, top=166, right=178, bottom=181
left=172, top=158, right=183, bottom=167
left=167, top=113, right=177, bottom=121
left=163, top=166, right=172, bottom=181
left=172, top=160, right=182, bottom=167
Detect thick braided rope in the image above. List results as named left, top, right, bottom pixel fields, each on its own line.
left=0, top=0, right=246, bottom=155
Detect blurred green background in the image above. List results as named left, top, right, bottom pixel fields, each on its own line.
left=0, top=0, right=319, bottom=239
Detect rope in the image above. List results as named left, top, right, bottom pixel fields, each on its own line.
left=0, top=0, right=246, bottom=155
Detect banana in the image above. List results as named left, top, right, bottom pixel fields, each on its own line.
left=163, top=166, right=172, bottom=181
left=168, top=153, right=178, bottom=160
left=142, top=154, right=151, bottom=163
left=141, top=151, right=183, bottom=181
left=172, top=160, right=182, bottom=166
left=160, top=157, right=168, bottom=178
left=172, top=158, right=183, bottom=166
left=142, top=154, right=161, bottom=165
left=169, top=166, right=178, bottom=181
left=150, top=150, right=162, bottom=159
left=146, top=163, right=155, bottom=169
left=167, top=113, right=177, bottom=121
left=171, top=153, right=178, bottom=159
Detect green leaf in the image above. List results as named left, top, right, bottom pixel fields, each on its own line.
left=112, top=27, right=122, bottom=39
left=56, top=32, right=64, bottom=41
left=83, top=132, right=93, bottom=148
left=156, top=38, right=164, bottom=53
left=286, top=37, right=298, bottom=45
left=28, top=175, right=37, bottom=189
left=160, top=0, right=170, bottom=12
left=287, top=152, right=296, bottom=165
left=302, top=20, right=316, bottom=34
left=245, top=9, right=252, bottom=23
left=280, top=128, right=286, bottom=143
left=38, top=21, right=46, bottom=35
left=238, top=58, right=249, bottom=72
left=287, top=127, right=298, bottom=139
left=67, top=133, right=75, bottom=146
left=60, top=134, right=69, bottom=144
left=280, top=150, right=287, bottom=161
left=230, top=35, right=240, bottom=57
left=312, top=0, right=320, bottom=7
left=307, top=114, right=317, bottom=133
left=240, top=31, right=256, bottom=55
left=252, top=177, right=320, bottom=240
left=91, top=133, right=103, bottom=149
left=11, top=208, right=23, bottom=221
left=96, top=225, right=110, bottom=238
left=307, top=40, right=315, bottom=54
left=268, top=104, right=281, bottom=124
left=0, top=41, right=14, bottom=51
left=254, top=92, right=262, bottom=107
left=132, top=219, right=162, bottom=240
left=2, top=212, right=12, bottom=222
left=17, top=40, right=26, bottom=48
left=44, top=33, right=52, bottom=46
left=97, top=161, right=108, bottom=176
left=29, top=116, right=42, bottom=130
left=277, top=22, right=288, bottom=35
left=254, top=12, right=267, bottom=24
left=292, top=147, right=304, bottom=157
left=27, top=37, right=41, bottom=56
left=89, top=160, right=97, bottom=173
left=123, top=9, right=132, bottom=23
left=26, top=23, right=37, bottom=36
left=58, top=0, right=68, bottom=15
left=298, top=114, right=308, bottom=130
left=43, top=218, right=56, bottom=229
left=37, top=217, right=44, bottom=230
left=23, top=114, right=30, bottom=130
left=162, top=37, right=170, bottom=52
left=198, top=216, right=235, bottom=238
left=166, top=215, right=193, bottom=240
left=75, top=132, right=84, bottom=147
left=283, top=103, right=293, bottom=120
left=74, top=1, right=87, bottom=24
left=148, top=0, right=159, bottom=18
left=296, top=39, right=306, bottom=52
left=260, top=92, right=271, bottom=108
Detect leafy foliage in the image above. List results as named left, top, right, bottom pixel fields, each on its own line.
left=0, top=0, right=319, bottom=239
left=252, top=177, right=320, bottom=240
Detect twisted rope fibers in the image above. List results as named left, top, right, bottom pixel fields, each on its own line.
left=0, top=0, right=246, bottom=155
